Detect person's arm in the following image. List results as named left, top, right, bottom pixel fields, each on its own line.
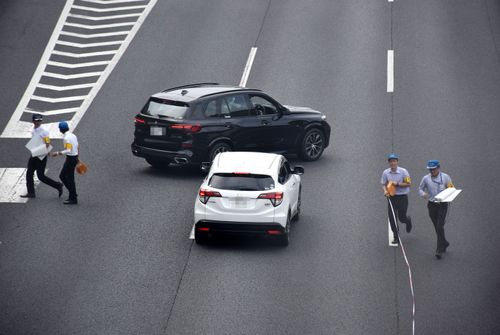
left=418, top=177, right=428, bottom=199
left=381, top=173, right=389, bottom=196
left=399, top=171, right=411, bottom=187
left=446, top=175, right=454, bottom=188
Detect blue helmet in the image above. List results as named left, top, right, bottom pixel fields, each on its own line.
left=387, top=153, right=399, bottom=161
left=58, top=121, right=69, bottom=131
left=427, top=160, right=440, bottom=169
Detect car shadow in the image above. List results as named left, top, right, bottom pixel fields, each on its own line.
left=195, top=235, right=287, bottom=251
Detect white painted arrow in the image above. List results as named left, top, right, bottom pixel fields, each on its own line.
left=47, top=60, right=109, bottom=68
left=72, top=5, right=147, bottom=12
left=42, top=71, right=102, bottom=79
left=32, top=95, right=87, bottom=103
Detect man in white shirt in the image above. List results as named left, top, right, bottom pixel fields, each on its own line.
left=21, top=114, right=63, bottom=198
left=50, top=121, right=79, bottom=205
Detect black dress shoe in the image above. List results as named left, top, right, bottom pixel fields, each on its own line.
left=63, top=199, right=78, bottom=205
left=20, top=193, right=35, bottom=198
left=406, top=217, right=412, bottom=233
left=57, top=183, right=63, bottom=198
left=443, top=241, right=450, bottom=252
left=435, top=249, right=443, bottom=259
left=391, top=237, right=399, bottom=245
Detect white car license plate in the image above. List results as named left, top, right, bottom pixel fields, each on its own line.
left=231, top=198, right=248, bottom=208
left=150, top=126, right=164, bottom=136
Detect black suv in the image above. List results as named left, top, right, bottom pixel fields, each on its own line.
left=131, top=83, right=331, bottom=167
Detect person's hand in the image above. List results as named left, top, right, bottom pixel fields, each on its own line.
left=384, top=191, right=390, bottom=197
left=49, top=152, right=57, bottom=157
left=423, top=192, right=429, bottom=200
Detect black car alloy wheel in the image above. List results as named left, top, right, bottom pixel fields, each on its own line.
left=300, top=129, right=325, bottom=161
left=209, top=142, right=232, bottom=161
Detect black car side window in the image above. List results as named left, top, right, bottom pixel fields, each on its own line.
left=225, top=94, right=251, bottom=117
left=249, top=95, right=278, bottom=116
left=204, top=99, right=218, bottom=118
left=278, top=164, right=289, bottom=184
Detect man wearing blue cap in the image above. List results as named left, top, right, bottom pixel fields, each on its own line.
left=419, top=160, right=454, bottom=259
left=49, top=121, right=79, bottom=204
left=381, top=154, right=413, bottom=244
left=21, top=114, right=63, bottom=198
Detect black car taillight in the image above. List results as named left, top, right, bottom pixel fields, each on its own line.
left=258, top=192, right=283, bottom=207
left=170, top=124, right=202, bottom=133
left=199, top=188, right=222, bottom=204
left=134, top=117, right=146, bottom=125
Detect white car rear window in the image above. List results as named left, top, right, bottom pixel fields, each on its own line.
left=209, top=173, right=274, bottom=191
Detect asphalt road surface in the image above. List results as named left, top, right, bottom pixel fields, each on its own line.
left=1, top=1, right=500, bottom=334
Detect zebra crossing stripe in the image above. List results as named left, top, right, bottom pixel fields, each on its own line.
left=1, top=0, right=158, bottom=139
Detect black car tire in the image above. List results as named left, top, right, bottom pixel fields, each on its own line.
left=146, top=158, right=171, bottom=169
left=195, top=230, right=210, bottom=245
left=276, top=213, right=291, bottom=247
left=208, top=142, right=232, bottom=162
left=299, top=128, right=325, bottom=161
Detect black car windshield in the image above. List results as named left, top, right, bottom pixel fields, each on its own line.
left=209, top=173, right=275, bottom=191
left=143, top=98, right=189, bottom=119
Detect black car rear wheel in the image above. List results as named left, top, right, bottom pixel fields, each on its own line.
left=299, top=129, right=325, bottom=161
left=276, top=213, right=291, bottom=247
left=208, top=142, right=232, bottom=162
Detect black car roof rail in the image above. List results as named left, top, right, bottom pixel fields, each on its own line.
left=199, top=88, right=262, bottom=99
left=162, top=83, right=220, bottom=92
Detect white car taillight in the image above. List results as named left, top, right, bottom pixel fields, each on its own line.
left=198, top=188, right=222, bottom=204
left=258, top=192, right=283, bottom=207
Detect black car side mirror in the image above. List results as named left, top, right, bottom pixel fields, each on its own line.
left=201, top=162, right=211, bottom=174
left=293, top=165, right=304, bottom=175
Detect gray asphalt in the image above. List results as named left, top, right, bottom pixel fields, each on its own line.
left=1, top=1, right=499, bottom=334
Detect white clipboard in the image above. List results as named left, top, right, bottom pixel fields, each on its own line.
left=434, top=187, right=462, bottom=203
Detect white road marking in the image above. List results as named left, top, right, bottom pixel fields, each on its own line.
left=24, top=107, right=80, bottom=116
left=388, top=0, right=394, bottom=2
left=47, top=60, right=110, bottom=68
left=64, top=22, right=135, bottom=29
left=0, top=168, right=39, bottom=203
left=189, top=224, right=195, bottom=240
left=60, top=31, right=128, bottom=38
left=37, top=83, right=95, bottom=91
left=2, top=0, right=158, bottom=138
left=72, top=4, right=148, bottom=12
left=388, top=219, right=398, bottom=247
left=387, top=50, right=394, bottom=93
left=239, top=47, right=258, bottom=87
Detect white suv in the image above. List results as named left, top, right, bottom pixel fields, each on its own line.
left=193, top=152, right=304, bottom=246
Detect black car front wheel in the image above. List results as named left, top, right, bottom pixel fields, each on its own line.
left=299, top=128, right=325, bottom=161
left=208, top=142, right=232, bottom=162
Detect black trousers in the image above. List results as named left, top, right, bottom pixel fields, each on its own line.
left=427, top=202, right=449, bottom=251
left=59, top=155, right=78, bottom=201
left=26, top=156, right=60, bottom=195
left=387, top=194, right=411, bottom=238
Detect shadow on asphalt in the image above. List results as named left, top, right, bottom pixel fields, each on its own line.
left=194, top=235, right=289, bottom=251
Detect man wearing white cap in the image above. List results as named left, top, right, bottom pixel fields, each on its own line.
left=419, top=160, right=454, bottom=259
left=21, top=114, right=63, bottom=198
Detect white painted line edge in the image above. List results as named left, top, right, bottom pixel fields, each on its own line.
left=239, top=47, right=257, bottom=87
left=387, top=50, right=394, bottom=93
left=189, top=224, right=195, bottom=240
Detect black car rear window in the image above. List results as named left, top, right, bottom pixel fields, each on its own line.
left=142, top=98, right=189, bottom=119
left=209, top=173, right=275, bottom=191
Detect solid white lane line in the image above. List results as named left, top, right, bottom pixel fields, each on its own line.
left=387, top=50, right=394, bottom=93
left=239, top=47, right=257, bottom=87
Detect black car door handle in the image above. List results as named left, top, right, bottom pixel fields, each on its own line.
left=261, top=120, right=270, bottom=125
left=224, top=122, right=232, bottom=128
